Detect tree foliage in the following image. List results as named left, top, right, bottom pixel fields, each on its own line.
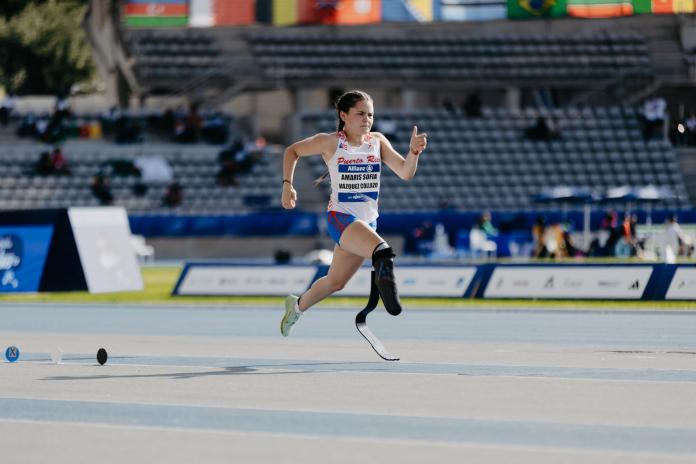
left=0, top=0, right=94, bottom=95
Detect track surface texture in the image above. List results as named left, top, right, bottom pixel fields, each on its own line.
left=1, top=302, right=696, bottom=464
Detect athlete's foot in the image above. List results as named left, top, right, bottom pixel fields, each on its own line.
left=280, top=295, right=301, bottom=337
left=372, top=248, right=402, bottom=316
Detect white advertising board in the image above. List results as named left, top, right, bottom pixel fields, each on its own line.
left=67, top=207, right=143, bottom=293
left=666, top=268, right=696, bottom=300
left=484, top=266, right=653, bottom=299
left=335, top=266, right=477, bottom=297
left=176, top=265, right=318, bottom=296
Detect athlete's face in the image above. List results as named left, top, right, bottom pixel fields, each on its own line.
left=341, top=99, right=373, bottom=135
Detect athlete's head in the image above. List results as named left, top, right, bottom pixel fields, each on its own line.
left=335, top=90, right=373, bottom=135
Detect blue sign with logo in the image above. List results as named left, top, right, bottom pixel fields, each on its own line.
left=338, top=164, right=380, bottom=173
left=0, top=226, right=54, bottom=293
left=5, top=346, right=20, bottom=362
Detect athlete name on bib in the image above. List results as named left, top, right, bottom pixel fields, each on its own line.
left=337, top=162, right=380, bottom=202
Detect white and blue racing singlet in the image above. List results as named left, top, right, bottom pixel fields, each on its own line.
left=326, top=131, right=381, bottom=223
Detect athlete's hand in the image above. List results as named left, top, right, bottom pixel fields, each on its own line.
left=409, top=126, right=427, bottom=156
left=282, top=182, right=297, bottom=209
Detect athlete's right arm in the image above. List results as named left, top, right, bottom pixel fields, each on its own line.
left=281, top=133, right=334, bottom=210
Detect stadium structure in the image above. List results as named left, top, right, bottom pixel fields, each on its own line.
left=2, top=0, right=696, bottom=260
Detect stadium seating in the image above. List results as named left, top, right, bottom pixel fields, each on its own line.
left=122, top=28, right=652, bottom=90
left=0, top=142, right=281, bottom=213
left=0, top=105, right=689, bottom=214
left=248, top=32, right=652, bottom=83
left=301, top=106, right=690, bottom=211
left=126, top=30, right=224, bottom=89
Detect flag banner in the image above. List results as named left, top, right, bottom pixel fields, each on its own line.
left=382, top=0, right=434, bottom=21
left=273, top=0, right=299, bottom=25
left=124, top=4, right=188, bottom=16
left=299, top=0, right=381, bottom=24
left=507, top=0, right=568, bottom=18
left=567, top=0, right=634, bottom=17
left=125, top=16, right=189, bottom=26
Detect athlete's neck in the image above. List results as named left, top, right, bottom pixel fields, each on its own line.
left=343, top=131, right=365, bottom=147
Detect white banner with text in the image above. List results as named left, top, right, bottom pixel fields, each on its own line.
left=484, top=266, right=653, bottom=299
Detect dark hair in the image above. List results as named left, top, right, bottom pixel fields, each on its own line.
left=314, top=90, right=372, bottom=187
left=335, top=90, right=372, bottom=133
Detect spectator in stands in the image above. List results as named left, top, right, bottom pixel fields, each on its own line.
left=620, top=213, right=643, bottom=258
left=17, top=113, right=37, bottom=138
left=201, top=113, right=229, bottom=144
left=99, top=106, right=119, bottom=139
left=470, top=212, right=498, bottom=257
left=0, top=93, right=17, bottom=127
left=115, top=113, right=142, bottom=144
left=663, top=214, right=691, bottom=261
left=559, top=221, right=579, bottom=258
left=404, top=220, right=434, bottom=255
left=162, top=182, right=183, bottom=208
left=43, top=113, right=67, bottom=144
left=176, top=103, right=203, bottom=143
left=279, top=89, right=427, bottom=337
left=91, top=174, right=114, bottom=205
left=672, top=117, right=691, bottom=146
left=216, top=138, right=244, bottom=186
left=475, top=211, right=498, bottom=238
left=686, top=111, right=696, bottom=146
left=438, top=196, right=456, bottom=210
left=132, top=182, right=148, bottom=197
left=53, top=94, right=71, bottom=122
left=161, top=108, right=176, bottom=137
left=31, top=147, right=69, bottom=176
left=463, top=94, right=482, bottom=118
left=642, top=96, right=666, bottom=141
left=601, top=210, right=622, bottom=257
left=524, top=116, right=560, bottom=142
left=35, top=116, right=49, bottom=141
left=238, top=136, right=268, bottom=174
left=532, top=215, right=549, bottom=258
left=442, top=99, right=457, bottom=114
left=216, top=162, right=238, bottom=186
left=49, top=146, right=70, bottom=175
left=33, top=151, right=54, bottom=176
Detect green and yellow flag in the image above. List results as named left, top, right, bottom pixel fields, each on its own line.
left=507, top=0, right=568, bottom=18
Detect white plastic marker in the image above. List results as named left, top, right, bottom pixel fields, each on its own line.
left=51, top=348, right=63, bottom=364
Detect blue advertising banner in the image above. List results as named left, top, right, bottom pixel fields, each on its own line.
left=0, top=226, right=54, bottom=293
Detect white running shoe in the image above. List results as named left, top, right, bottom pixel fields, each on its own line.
left=281, top=295, right=301, bottom=337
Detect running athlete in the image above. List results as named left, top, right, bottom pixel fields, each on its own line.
left=280, top=90, right=427, bottom=336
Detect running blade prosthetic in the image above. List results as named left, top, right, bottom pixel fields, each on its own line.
left=355, top=272, right=399, bottom=361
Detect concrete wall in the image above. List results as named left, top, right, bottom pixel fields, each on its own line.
left=149, top=235, right=405, bottom=259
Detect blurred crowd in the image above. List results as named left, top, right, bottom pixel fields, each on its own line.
left=404, top=210, right=694, bottom=262
left=1, top=95, right=232, bottom=146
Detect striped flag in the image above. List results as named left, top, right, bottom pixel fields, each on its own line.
left=123, top=1, right=189, bottom=27
left=566, top=0, right=634, bottom=17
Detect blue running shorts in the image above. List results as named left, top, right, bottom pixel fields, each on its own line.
left=327, top=211, right=377, bottom=245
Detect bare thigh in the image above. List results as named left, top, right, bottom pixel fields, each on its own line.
left=325, top=244, right=365, bottom=290
left=338, top=220, right=384, bottom=259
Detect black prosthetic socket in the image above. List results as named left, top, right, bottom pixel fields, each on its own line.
left=371, top=246, right=402, bottom=316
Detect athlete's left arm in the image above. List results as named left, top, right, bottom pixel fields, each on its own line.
left=376, top=126, right=427, bottom=181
